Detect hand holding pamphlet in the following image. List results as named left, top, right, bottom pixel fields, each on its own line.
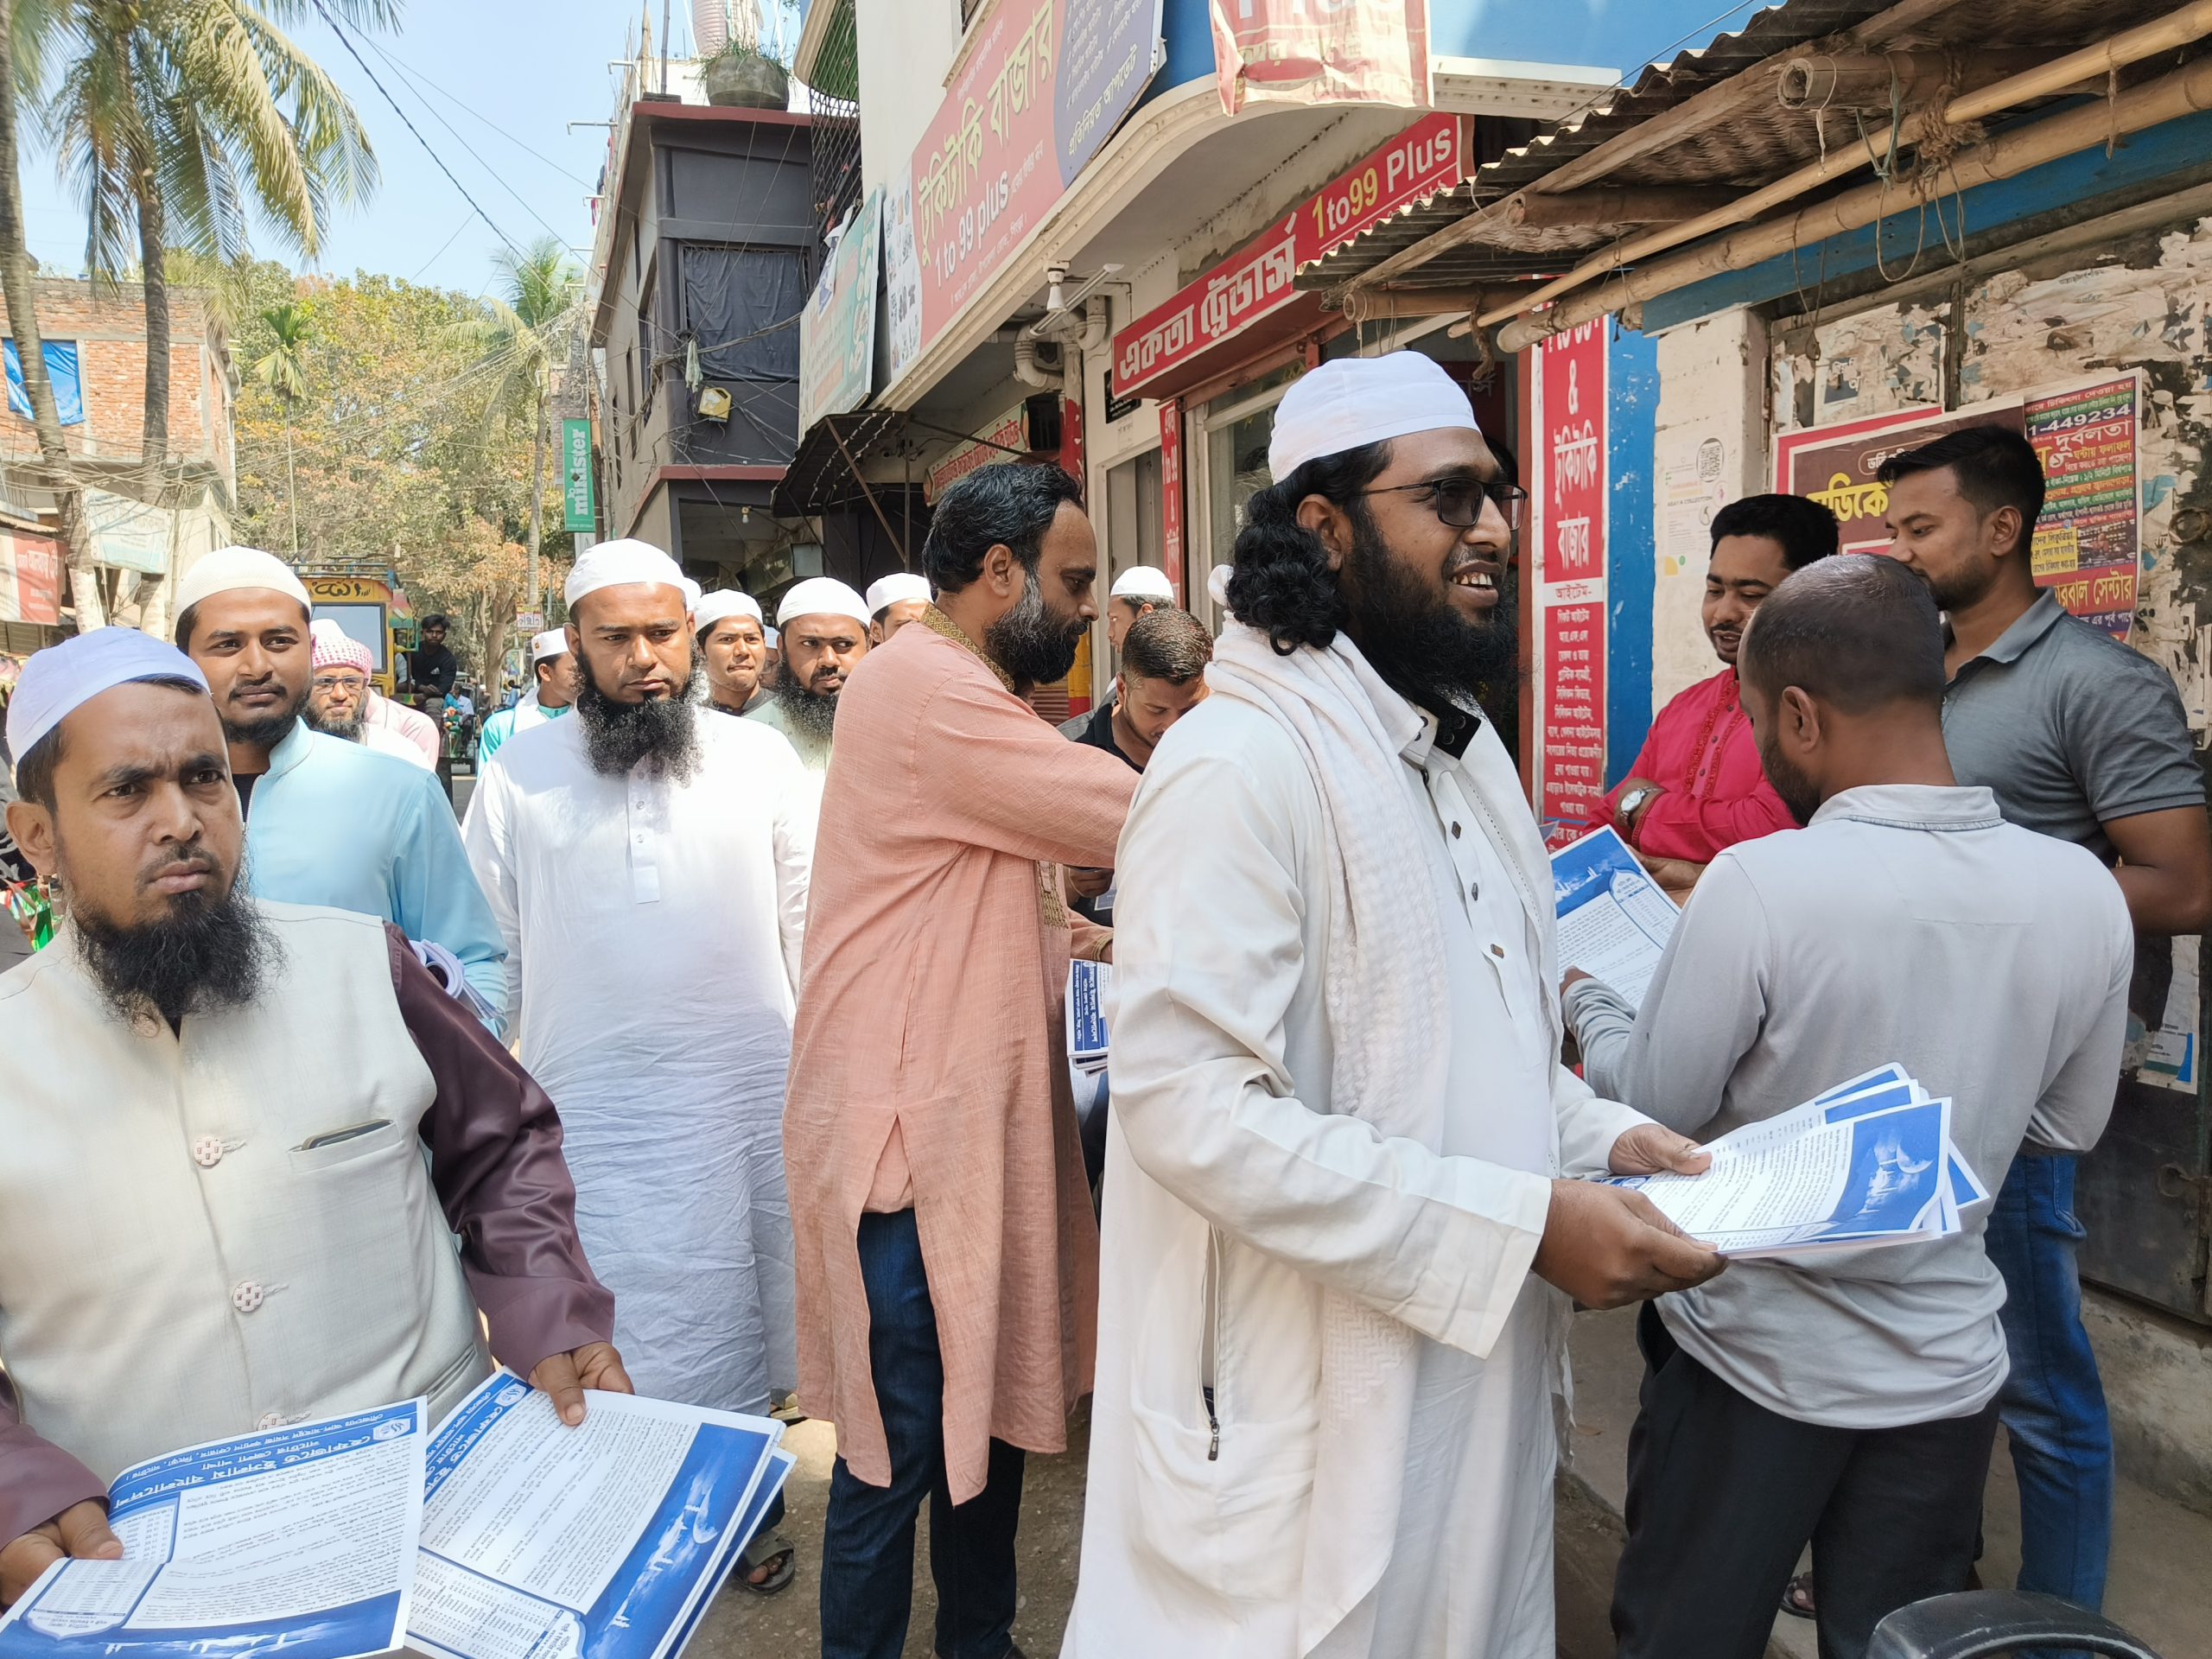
left=1551, top=826, right=1680, bottom=1012
left=0, top=1376, right=794, bottom=1659
left=1601, top=1064, right=1987, bottom=1259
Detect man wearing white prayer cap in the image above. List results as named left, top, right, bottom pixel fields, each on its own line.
left=747, top=575, right=872, bottom=773
left=172, top=546, right=506, bottom=1022
left=476, top=628, right=576, bottom=766
left=0, top=628, right=625, bottom=1605
left=694, top=589, right=769, bottom=717
left=461, top=535, right=814, bottom=1595
left=304, top=620, right=431, bottom=771
left=1065, top=353, right=1721, bottom=1659
left=1105, top=563, right=1177, bottom=652
left=863, top=571, right=931, bottom=645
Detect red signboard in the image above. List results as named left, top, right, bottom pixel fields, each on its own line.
left=0, top=530, right=61, bottom=626
left=1160, top=398, right=1185, bottom=601
left=1211, top=0, right=1429, bottom=116
left=1533, top=320, right=1609, bottom=836
left=1112, top=113, right=1468, bottom=400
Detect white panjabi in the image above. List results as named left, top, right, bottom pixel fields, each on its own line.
left=175, top=546, right=313, bottom=616
left=776, top=577, right=870, bottom=630
left=6, top=626, right=207, bottom=762
left=863, top=572, right=931, bottom=616
left=1267, top=352, right=1478, bottom=479
left=564, top=538, right=702, bottom=613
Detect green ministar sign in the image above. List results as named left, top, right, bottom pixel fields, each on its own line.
left=562, top=418, right=595, bottom=532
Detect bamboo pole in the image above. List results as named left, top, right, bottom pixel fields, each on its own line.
left=1507, top=188, right=1742, bottom=227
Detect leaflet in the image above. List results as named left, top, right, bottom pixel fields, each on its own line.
left=408, top=1373, right=784, bottom=1659
left=1551, top=826, right=1680, bottom=1012
left=0, top=1402, right=424, bottom=1659
left=1066, top=959, right=1112, bottom=1071
left=1607, top=1094, right=1963, bottom=1258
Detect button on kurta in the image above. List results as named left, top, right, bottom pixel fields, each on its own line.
left=256, top=1411, right=286, bottom=1431
left=192, top=1135, right=226, bottom=1168
left=231, top=1281, right=264, bottom=1313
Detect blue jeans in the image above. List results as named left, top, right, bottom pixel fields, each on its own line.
left=818, top=1209, right=1026, bottom=1659
left=1986, top=1152, right=2113, bottom=1610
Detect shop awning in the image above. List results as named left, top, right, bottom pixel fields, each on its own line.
left=773, top=408, right=906, bottom=518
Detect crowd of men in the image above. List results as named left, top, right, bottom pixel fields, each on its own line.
left=0, top=349, right=2201, bottom=1659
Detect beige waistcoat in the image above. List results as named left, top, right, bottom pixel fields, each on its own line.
left=0, top=900, right=488, bottom=1484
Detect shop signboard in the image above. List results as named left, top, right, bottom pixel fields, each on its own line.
left=925, top=407, right=1031, bottom=504
left=562, top=418, right=595, bottom=534
left=1112, top=113, right=1466, bottom=401
left=0, top=529, right=61, bottom=625
left=1211, top=0, right=1429, bottom=115
left=881, top=0, right=1161, bottom=387
left=1532, top=318, right=1609, bottom=840
left=1159, top=398, right=1185, bottom=601
left=83, top=489, right=169, bottom=575
left=1776, top=371, right=2142, bottom=639
left=799, top=191, right=885, bottom=435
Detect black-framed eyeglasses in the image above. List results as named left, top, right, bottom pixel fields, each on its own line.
left=1352, top=477, right=1528, bottom=532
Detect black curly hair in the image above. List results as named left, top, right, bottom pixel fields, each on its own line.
left=1222, top=440, right=1392, bottom=656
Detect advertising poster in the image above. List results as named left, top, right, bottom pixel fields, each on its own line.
left=1533, top=319, right=1609, bottom=839
left=0, top=530, right=61, bottom=626
left=1160, top=398, right=1185, bottom=601
left=561, top=418, right=595, bottom=534
left=1211, top=0, right=1429, bottom=115
left=798, top=190, right=884, bottom=434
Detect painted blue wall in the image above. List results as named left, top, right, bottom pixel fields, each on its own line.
left=1605, top=325, right=1658, bottom=787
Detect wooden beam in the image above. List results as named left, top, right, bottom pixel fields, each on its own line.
left=1506, top=187, right=1742, bottom=227
left=1777, top=48, right=2084, bottom=111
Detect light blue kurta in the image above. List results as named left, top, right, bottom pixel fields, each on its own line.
left=243, top=721, right=507, bottom=1022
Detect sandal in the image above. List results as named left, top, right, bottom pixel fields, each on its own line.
left=1780, top=1571, right=1815, bottom=1619
left=736, top=1529, right=797, bottom=1596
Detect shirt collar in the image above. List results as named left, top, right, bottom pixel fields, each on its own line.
left=918, top=602, right=1015, bottom=694
left=1957, top=590, right=2067, bottom=669
left=1395, top=697, right=1484, bottom=767
left=264, top=717, right=316, bottom=782
left=1808, top=783, right=2006, bottom=832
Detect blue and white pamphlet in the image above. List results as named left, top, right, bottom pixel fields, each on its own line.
left=0, top=1380, right=791, bottom=1659
left=1604, top=1063, right=1986, bottom=1260
left=0, top=1401, right=425, bottom=1659
left=1551, top=825, right=1680, bottom=1012
left=1066, top=959, right=1112, bottom=1071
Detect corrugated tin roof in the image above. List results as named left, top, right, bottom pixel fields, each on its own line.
left=1302, top=0, right=2194, bottom=295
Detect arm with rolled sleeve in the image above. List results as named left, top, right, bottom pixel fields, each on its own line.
left=1610, top=852, right=1773, bottom=1138
left=391, top=766, right=508, bottom=1031
left=1110, top=736, right=1553, bottom=1363
left=388, top=925, right=614, bottom=1376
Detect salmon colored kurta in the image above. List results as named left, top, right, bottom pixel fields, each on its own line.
left=786, top=608, right=1137, bottom=1500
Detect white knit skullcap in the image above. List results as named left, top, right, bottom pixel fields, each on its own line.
left=776, top=576, right=870, bottom=629
left=1268, top=353, right=1477, bottom=480
left=175, top=546, right=312, bottom=617
left=564, top=538, right=701, bottom=613
left=7, top=627, right=209, bottom=765
left=694, top=590, right=764, bottom=631
left=864, top=572, right=931, bottom=616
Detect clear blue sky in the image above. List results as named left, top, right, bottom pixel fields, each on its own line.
left=11, top=0, right=1763, bottom=300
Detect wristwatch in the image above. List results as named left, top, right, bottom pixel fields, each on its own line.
left=1618, top=785, right=1662, bottom=824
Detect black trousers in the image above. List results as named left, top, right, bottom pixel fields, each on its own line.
left=1611, top=1303, right=2000, bottom=1659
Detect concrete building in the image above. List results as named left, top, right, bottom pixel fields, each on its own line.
left=0, top=276, right=237, bottom=642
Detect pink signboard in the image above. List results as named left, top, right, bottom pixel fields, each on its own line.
left=1533, top=319, right=1609, bottom=837
left=1211, top=0, right=1429, bottom=115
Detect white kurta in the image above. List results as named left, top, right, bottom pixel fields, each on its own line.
left=1065, top=687, right=1643, bottom=1659
left=461, top=711, right=813, bottom=1413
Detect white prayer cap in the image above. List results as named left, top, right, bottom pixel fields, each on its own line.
left=529, top=629, right=570, bottom=664
left=693, top=590, right=764, bottom=632
left=776, top=576, right=870, bottom=629
left=175, top=545, right=312, bottom=618
left=563, top=537, right=701, bottom=613
left=7, top=627, right=209, bottom=765
left=1110, top=565, right=1177, bottom=602
left=1267, top=353, right=1477, bottom=480
left=864, top=572, right=931, bottom=616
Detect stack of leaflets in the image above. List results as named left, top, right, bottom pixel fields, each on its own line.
left=1601, top=1063, right=1990, bottom=1259
left=1066, top=958, right=1112, bottom=1075
left=0, top=1374, right=795, bottom=1659
left=1550, top=825, right=1681, bottom=1013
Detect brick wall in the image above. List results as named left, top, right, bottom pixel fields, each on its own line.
left=0, top=277, right=233, bottom=481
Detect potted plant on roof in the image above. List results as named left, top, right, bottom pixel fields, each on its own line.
left=700, top=1, right=791, bottom=110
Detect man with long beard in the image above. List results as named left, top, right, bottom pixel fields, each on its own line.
left=1062, top=354, right=1722, bottom=1659
left=175, top=547, right=505, bottom=1020
left=0, top=628, right=625, bottom=1605
left=303, top=620, right=434, bottom=769
left=749, top=577, right=873, bottom=773
left=786, top=463, right=1137, bottom=1659
left=461, top=538, right=814, bottom=1594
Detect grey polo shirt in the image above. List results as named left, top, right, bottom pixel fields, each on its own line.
left=1567, top=784, right=2133, bottom=1427
left=1942, top=592, right=2203, bottom=866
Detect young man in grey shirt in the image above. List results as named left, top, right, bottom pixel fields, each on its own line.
left=1586, top=557, right=2133, bottom=1659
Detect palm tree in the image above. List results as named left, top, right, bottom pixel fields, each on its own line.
left=251, top=296, right=310, bottom=558
left=462, top=235, right=582, bottom=614
left=0, top=0, right=101, bottom=626
left=15, top=0, right=394, bottom=500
